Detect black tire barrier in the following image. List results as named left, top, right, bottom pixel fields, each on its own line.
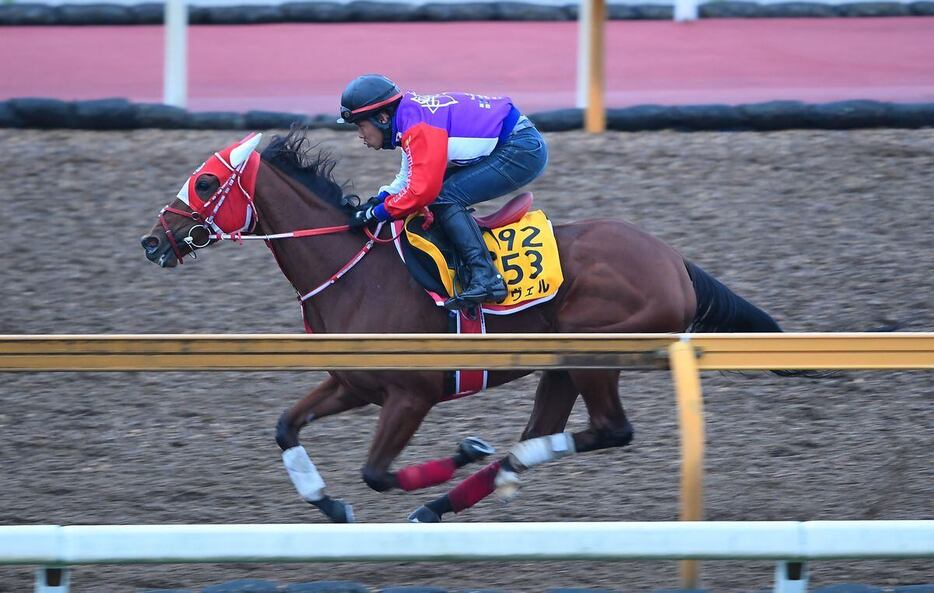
left=528, top=108, right=584, bottom=132
left=545, top=589, right=624, bottom=593
left=835, top=1, right=912, bottom=15
left=811, top=586, right=885, bottom=593
left=2, top=1, right=933, bottom=25
left=2, top=97, right=933, bottom=132
left=496, top=2, right=568, bottom=20
left=756, top=2, right=838, bottom=17
left=283, top=582, right=373, bottom=593
left=417, top=2, right=499, bottom=21
left=6, top=97, right=76, bottom=128
left=73, top=98, right=139, bottom=130
left=378, top=587, right=449, bottom=593
left=348, top=1, right=420, bottom=21
left=279, top=2, right=352, bottom=22
left=202, top=579, right=280, bottom=593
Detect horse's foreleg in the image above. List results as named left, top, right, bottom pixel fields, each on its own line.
left=359, top=389, right=434, bottom=493
left=276, top=376, right=369, bottom=523
left=393, top=436, right=495, bottom=492
left=409, top=370, right=579, bottom=522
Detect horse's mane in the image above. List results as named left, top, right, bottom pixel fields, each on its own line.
left=260, top=127, right=357, bottom=213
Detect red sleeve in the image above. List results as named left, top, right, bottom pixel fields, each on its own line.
left=382, top=122, right=448, bottom=218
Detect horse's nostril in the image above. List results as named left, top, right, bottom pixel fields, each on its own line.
left=141, top=235, right=160, bottom=253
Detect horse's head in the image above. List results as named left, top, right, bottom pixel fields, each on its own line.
left=140, top=132, right=263, bottom=267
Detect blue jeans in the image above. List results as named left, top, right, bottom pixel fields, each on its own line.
left=433, top=126, right=549, bottom=208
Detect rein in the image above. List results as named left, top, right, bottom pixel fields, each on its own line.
left=160, top=200, right=393, bottom=301
left=205, top=220, right=391, bottom=302
left=204, top=223, right=395, bottom=244
left=158, top=138, right=404, bottom=310
left=295, top=221, right=387, bottom=301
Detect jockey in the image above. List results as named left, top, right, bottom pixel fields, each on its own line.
left=338, top=74, right=549, bottom=310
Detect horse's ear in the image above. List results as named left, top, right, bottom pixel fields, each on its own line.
left=230, top=132, right=263, bottom=169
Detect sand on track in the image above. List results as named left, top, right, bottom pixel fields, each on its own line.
left=0, top=128, right=931, bottom=593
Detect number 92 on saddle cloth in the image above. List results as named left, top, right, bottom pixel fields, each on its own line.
left=396, top=209, right=564, bottom=312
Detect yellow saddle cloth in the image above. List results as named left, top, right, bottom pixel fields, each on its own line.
left=402, top=209, right=564, bottom=309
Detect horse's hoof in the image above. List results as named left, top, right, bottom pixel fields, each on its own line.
left=458, top=436, right=495, bottom=462
left=310, top=496, right=355, bottom=523
left=408, top=505, right=441, bottom=523
left=493, top=468, right=521, bottom=502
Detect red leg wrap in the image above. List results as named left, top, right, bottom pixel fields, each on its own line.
left=448, top=461, right=501, bottom=513
left=396, top=458, right=457, bottom=492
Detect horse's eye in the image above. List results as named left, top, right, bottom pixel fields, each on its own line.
left=195, top=178, right=211, bottom=192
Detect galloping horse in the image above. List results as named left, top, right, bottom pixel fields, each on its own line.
left=141, top=129, right=789, bottom=523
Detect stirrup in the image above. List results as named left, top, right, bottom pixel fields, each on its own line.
left=443, top=295, right=478, bottom=312
left=443, top=285, right=506, bottom=311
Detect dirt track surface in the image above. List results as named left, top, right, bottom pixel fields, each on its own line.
left=0, top=128, right=932, bottom=593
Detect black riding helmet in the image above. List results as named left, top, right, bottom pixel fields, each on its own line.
left=338, top=74, right=403, bottom=149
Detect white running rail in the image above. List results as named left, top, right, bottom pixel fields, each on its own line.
left=3, top=521, right=932, bottom=593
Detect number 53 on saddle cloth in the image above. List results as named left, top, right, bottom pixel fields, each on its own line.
left=391, top=209, right=564, bottom=314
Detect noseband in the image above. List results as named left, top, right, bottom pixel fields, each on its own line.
left=157, top=206, right=210, bottom=264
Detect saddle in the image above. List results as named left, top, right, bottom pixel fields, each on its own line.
left=474, top=192, right=533, bottom=229
left=393, top=193, right=563, bottom=312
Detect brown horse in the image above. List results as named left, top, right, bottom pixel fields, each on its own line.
left=141, top=129, right=788, bottom=523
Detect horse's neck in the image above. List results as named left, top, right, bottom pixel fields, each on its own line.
left=253, top=163, right=437, bottom=333
left=253, top=162, right=346, bottom=238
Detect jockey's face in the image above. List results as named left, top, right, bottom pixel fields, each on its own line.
left=356, top=111, right=391, bottom=150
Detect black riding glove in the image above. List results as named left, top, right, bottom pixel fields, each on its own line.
left=348, top=206, right=376, bottom=229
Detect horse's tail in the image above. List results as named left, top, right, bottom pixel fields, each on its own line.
left=683, top=260, right=834, bottom=378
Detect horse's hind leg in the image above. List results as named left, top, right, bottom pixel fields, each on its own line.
left=408, top=370, right=579, bottom=522
left=276, top=376, right=369, bottom=523
left=521, top=370, right=579, bottom=440
left=494, top=369, right=631, bottom=497
left=566, top=369, right=632, bottom=452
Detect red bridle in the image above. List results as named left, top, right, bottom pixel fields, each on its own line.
left=156, top=132, right=407, bottom=314
left=158, top=182, right=395, bottom=304
left=159, top=196, right=392, bottom=302
left=158, top=132, right=265, bottom=263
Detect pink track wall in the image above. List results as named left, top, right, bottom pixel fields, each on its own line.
left=2, top=18, right=933, bottom=113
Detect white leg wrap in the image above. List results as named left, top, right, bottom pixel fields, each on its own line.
left=282, top=446, right=326, bottom=502
left=508, top=432, right=576, bottom=472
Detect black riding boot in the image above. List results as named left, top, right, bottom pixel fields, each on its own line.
left=435, top=204, right=507, bottom=309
